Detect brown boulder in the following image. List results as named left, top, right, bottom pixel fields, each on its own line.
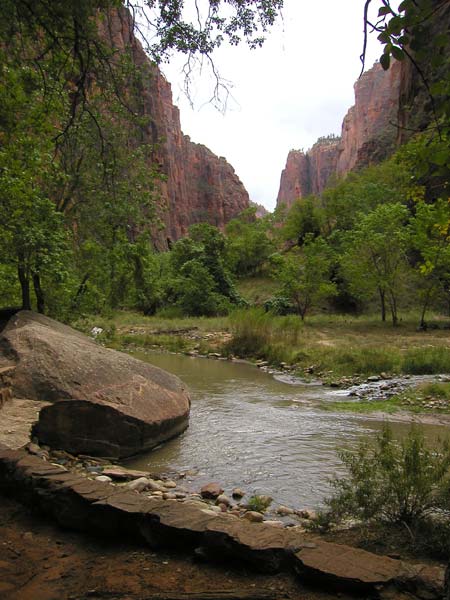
left=0, top=311, right=190, bottom=458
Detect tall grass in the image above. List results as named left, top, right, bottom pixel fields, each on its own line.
left=403, top=347, right=450, bottom=374
left=224, top=308, right=303, bottom=364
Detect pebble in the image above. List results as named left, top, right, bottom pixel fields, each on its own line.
left=244, top=511, right=264, bottom=523
left=162, top=492, right=177, bottom=500
left=146, top=479, right=165, bottom=492
left=200, top=483, right=224, bottom=499
left=163, top=480, right=177, bottom=489
left=95, top=475, right=112, bottom=483
left=151, top=491, right=163, bottom=497
left=276, top=505, right=295, bottom=516
left=126, top=477, right=150, bottom=492
left=216, top=494, right=231, bottom=506
left=232, top=488, right=245, bottom=499
left=263, top=520, right=284, bottom=528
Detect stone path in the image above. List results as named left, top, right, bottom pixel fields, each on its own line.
left=0, top=447, right=444, bottom=599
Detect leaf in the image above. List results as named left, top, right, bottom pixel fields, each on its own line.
left=378, top=6, right=392, bottom=16
left=380, top=53, right=391, bottom=70
left=391, top=46, right=405, bottom=61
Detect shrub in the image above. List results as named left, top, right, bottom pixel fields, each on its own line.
left=264, top=296, right=296, bottom=315
left=323, top=424, right=450, bottom=526
left=246, top=495, right=272, bottom=513
left=331, top=347, right=399, bottom=375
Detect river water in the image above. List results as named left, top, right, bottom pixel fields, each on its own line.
left=126, top=351, right=449, bottom=510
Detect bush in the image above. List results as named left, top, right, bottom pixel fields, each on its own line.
left=331, top=347, right=400, bottom=375
left=264, top=296, right=296, bottom=315
left=323, top=424, right=450, bottom=526
left=246, top=495, right=272, bottom=513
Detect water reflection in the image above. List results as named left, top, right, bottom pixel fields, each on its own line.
left=126, top=352, right=448, bottom=509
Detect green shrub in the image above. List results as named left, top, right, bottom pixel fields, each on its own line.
left=323, top=424, right=450, bottom=526
left=264, top=296, right=296, bottom=315
left=402, top=347, right=450, bottom=374
left=246, top=495, right=272, bottom=513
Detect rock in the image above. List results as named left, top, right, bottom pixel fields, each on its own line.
left=367, top=375, right=381, bottom=382
left=95, top=475, right=112, bottom=483
left=162, top=492, right=177, bottom=500
left=295, top=509, right=316, bottom=520
left=244, top=511, right=264, bottom=523
left=276, top=505, right=295, bottom=516
left=200, top=483, right=224, bottom=499
left=0, top=311, right=190, bottom=458
left=262, top=520, right=284, bottom=528
left=216, top=494, right=231, bottom=507
left=102, top=466, right=151, bottom=481
left=163, top=480, right=177, bottom=489
left=146, top=479, right=165, bottom=492
left=126, top=477, right=150, bottom=492
left=232, top=488, right=245, bottom=499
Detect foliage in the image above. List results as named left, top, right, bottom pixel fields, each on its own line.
left=245, top=495, right=273, bottom=513
left=225, top=208, right=274, bottom=277
left=403, top=346, right=450, bottom=375
left=273, top=236, right=337, bottom=320
left=323, top=424, right=450, bottom=526
left=280, top=196, right=324, bottom=247
left=340, top=203, right=411, bottom=325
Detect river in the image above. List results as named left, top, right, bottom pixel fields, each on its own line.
left=126, top=351, right=449, bottom=510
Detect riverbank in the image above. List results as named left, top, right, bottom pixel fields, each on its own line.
left=73, top=310, right=450, bottom=418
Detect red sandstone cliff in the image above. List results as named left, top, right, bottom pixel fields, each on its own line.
left=276, top=138, right=339, bottom=209
left=101, top=10, right=249, bottom=244
left=276, top=61, right=402, bottom=209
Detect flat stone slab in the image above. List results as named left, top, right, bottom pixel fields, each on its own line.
left=0, top=448, right=444, bottom=598
left=0, top=398, right=49, bottom=449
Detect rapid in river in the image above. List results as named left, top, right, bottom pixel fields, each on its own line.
left=126, top=351, right=449, bottom=510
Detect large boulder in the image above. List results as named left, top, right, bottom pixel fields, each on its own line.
left=0, top=311, right=190, bottom=458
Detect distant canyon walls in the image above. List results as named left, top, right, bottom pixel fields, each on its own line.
left=102, top=10, right=249, bottom=245
left=276, top=61, right=403, bottom=209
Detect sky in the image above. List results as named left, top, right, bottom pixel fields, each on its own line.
left=159, top=1, right=385, bottom=211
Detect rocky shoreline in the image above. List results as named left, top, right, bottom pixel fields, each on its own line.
left=0, top=444, right=445, bottom=599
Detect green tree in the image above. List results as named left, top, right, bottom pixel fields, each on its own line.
left=280, top=196, right=324, bottom=247
left=225, top=207, right=274, bottom=277
left=274, top=236, right=337, bottom=321
left=409, top=198, right=450, bottom=327
left=340, top=203, right=411, bottom=325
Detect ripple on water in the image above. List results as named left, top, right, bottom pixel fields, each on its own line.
left=125, top=352, right=447, bottom=509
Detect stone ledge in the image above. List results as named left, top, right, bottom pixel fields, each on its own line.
left=0, top=448, right=444, bottom=598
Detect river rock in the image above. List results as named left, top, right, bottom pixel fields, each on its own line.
left=200, top=483, right=224, bottom=499
left=216, top=494, right=231, bottom=506
left=244, top=511, right=264, bottom=523
left=276, top=505, right=295, bottom=516
left=127, top=477, right=151, bottom=492
left=95, top=475, right=112, bottom=483
left=232, top=487, right=245, bottom=499
left=0, top=311, right=190, bottom=458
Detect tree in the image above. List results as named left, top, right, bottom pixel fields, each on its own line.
left=409, top=198, right=450, bottom=327
left=280, top=196, right=324, bottom=247
left=273, top=235, right=337, bottom=321
left=225, top=207, right=274, bottom=277
left=340, top=203, right=411, bottom=325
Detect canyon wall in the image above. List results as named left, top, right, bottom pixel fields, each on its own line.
left=277, top=61, right=402, bottom=209
left=102, top=10, right=249, bottom=245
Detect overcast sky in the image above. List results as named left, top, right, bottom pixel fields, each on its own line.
left=160, top=1, right=385, bottom=211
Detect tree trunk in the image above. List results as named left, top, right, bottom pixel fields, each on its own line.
left=378, top=287, right=386, bottom=322
left=17, top=256, right=31, bottom=310
left=32, top=272, right=45, bottom=314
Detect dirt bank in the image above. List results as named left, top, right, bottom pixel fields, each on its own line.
left=0, top=494, right=349, bottom=600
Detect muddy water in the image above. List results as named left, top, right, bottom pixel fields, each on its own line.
left=126, top=352, right=449, bottom=510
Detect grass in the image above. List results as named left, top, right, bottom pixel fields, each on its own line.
left=72, top=307, right=450, bottom=379
left=235, top=276, right=279, bottom=305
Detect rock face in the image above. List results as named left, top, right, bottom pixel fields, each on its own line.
left=101, top=10, right=249, bottom=245
left=336, top=61, right=402, bottom=176
left=276, top=139, right=339, bottom=209
left=0, top=311, right=190, bottom=458
left=276, top=62, right=402, bottom=209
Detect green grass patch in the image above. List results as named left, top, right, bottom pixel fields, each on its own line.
left=235, top=276, right=279, bottom=305
left=402, top=347, right=450, bottom=374
left=321, top=397, right=403, bottom=414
